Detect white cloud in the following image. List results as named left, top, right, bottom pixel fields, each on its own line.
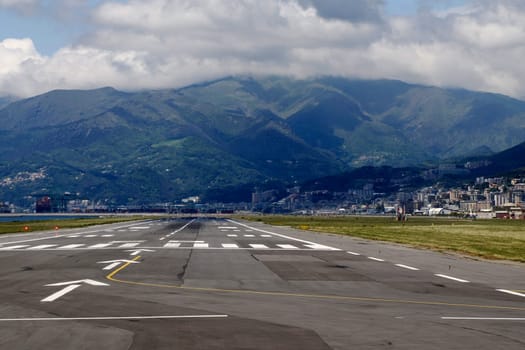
left=2, top=0, right=525, bottom=99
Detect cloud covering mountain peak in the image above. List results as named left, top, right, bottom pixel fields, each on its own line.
left=1, top=0, right=525, bottom=99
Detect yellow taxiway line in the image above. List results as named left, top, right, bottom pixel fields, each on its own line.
left=106, top=256, right=525, bottom=312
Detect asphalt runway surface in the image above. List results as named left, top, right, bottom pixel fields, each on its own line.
left=0, top=217, right=524, bottom=349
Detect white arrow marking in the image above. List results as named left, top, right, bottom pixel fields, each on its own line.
left=42, top=285, right=81, bottom=302
left=127, top=249, right=155, bottom=256
left=46, top=279, right=110, bottom=287
left=42, top=279, right=109, bottom=302
left=97, top=260, right=139, bottom=270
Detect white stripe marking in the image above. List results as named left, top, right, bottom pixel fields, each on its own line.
left=260, top=235, right=272, bottom=238
left=218, top=227, right=237, bottom=230
left=164, top=242, right=181, bottom=248
left=244, top=234, right=255, bottom=238
left=442, top=317, right=525, bottom=321
left=277, top=244, right=299, bottom=249
left=347, top=251, right=360, bottom=256
left=0, top=315, right=229, bottom=322
left=228, top=219, right=341, bottom=251
left=118, top=243, right=141, bottom=248
left=59, top=244, right=85, bottom=249
left=435, top=274, right=470, bottom=283
left=193, top=243, right=209, bottom=248
left=368, top=257, right=385, bottom=262
left=84, top=235, right=97, bottom=238
left=227, top=234, right=238, bottom=237
left=28, top=245, right=57, bottom=250
left=89, top=243, right=113, bottom=249
left=395, top=264, right=420, bottom=271
left=497, top=289, right=525, bottom=298
left=221, top=243, right=239, bottom=249
left=102, top=262, right=121, bottom=270
left=41, top=285, right=80, bottom=302
left=0, top=245, right=29, bottom=250
left=304, top=244, right=340, bottom=251
left=161, top=219, right=196, bottom=240
left=249, top=244, right=269, bottom=249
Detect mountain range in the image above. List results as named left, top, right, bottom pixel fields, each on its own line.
left=0, top=76, right=524, bottom=205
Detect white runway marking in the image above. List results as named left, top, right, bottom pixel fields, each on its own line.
left=221, top=243, right=239, bottom=248
left=89, top=243, right=113, bottom=248
left=0, top=315, right=229, bottom=322
left=277, top=244, right=299, bottom=249
left=58, top=244, right=85, bottom=249
left=368, top=257, right=385, bottom=262
left=435, top=274, right=470, bottom=283
left=160, top=219, right=195, bottom=241
left=41, top=285, right=80, bottom=302
left=347, top=251, right=360, bottom=256
left=442, top=317, right=525, bottom=321
left=28, top=245, right=57, bottom=250
left=249, top=244, right=269, bottom=249
left=227, top=220, right=341, bottom=252
left=395, top=264, right=420, bottom=271
left=243, top=234, right=255, bottom=238
left=0, top=245, right=29, bottom=250
left=227, top=234, right=238, bottom=237
left=193, top=243, right=209, bottom=248
left=496, top=289, right=525, bottom=298
left=118, top=242, right=141, bottom=248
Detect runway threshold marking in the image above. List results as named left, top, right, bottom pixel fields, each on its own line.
left=106, top=256, right=525, bottom=312
left=0, top=315, right=229, bottom=322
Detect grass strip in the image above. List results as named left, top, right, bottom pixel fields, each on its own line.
left=239, top=215, right=525, bottom=263
left=0, top=216, right=154, bottom=235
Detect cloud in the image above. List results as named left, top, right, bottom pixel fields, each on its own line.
left=0, top=0, right=38, bottom=14
left=1, top=0, right=525, bottom=99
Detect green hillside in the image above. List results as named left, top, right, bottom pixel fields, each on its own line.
left=0, top=76, right=524, bottom=205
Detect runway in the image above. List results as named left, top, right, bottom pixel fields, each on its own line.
left=0, top=217, right=524, bottom=349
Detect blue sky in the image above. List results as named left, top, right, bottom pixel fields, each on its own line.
left=1, top=0, right=525, bottom=99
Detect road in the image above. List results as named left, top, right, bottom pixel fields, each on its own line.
left=0, top=217, right=524, bottom=349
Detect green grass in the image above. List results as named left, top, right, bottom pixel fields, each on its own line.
left=239, top=215, right=525, bottom=263
left=0, top=216, right=153, bottom=235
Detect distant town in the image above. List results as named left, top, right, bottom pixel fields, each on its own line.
left=1, top=168, right=524, bottom=220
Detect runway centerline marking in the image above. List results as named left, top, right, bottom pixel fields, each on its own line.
left=160, top=219, right=196, bottom=241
